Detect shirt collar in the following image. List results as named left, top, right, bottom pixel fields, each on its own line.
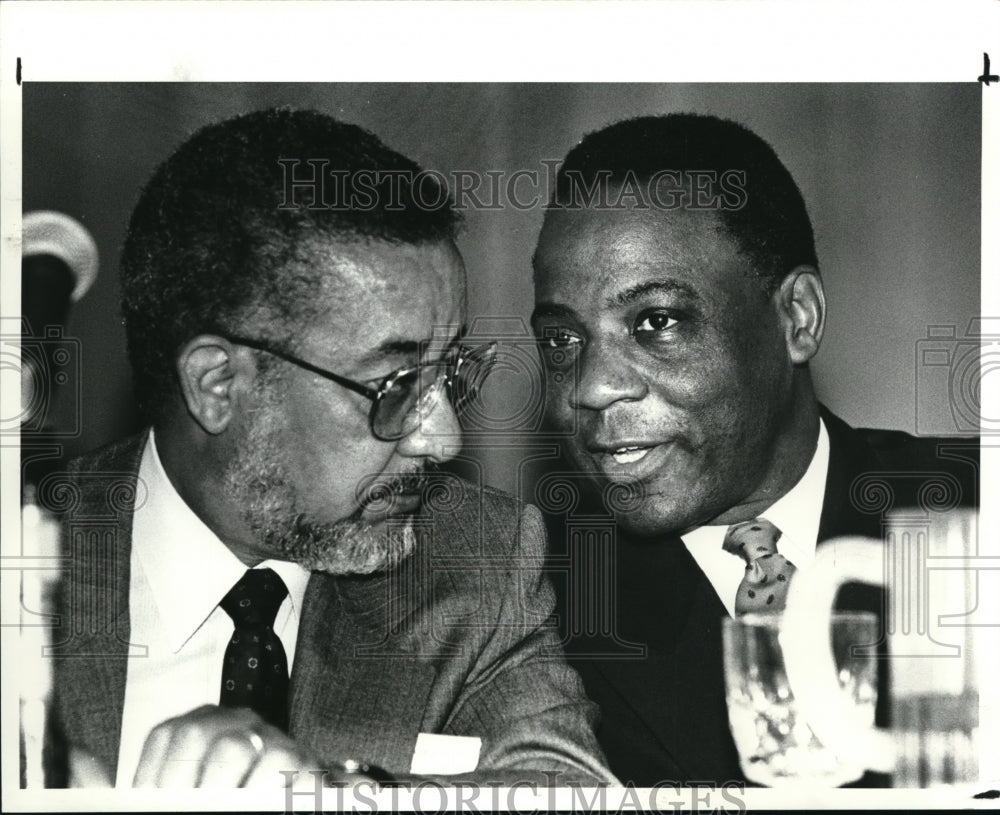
left=681, top=417, right=830, bottom=616
left=753, top=415, right=830, bottom=567
left=133, top=431, right=311, bottom=654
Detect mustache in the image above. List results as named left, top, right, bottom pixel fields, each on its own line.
left=392, top=464, right=437, bottom=494
left=356, top=462, right=441, bottom=510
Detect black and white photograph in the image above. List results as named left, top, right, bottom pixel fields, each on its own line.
left=2, top=3, right=998, bottom=812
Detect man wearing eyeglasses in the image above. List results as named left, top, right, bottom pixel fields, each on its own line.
left=48, top=108, right=613, bottom=789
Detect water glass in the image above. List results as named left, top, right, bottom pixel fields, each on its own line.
left=722, top=611, right=878, bottom=787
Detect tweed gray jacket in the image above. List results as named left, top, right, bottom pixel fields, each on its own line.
left=47, top=433, right=615, bottom=786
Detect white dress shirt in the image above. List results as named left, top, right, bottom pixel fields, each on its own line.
left=681, top=418, right=830, bottom=618
left=116, top=432, right=310, bottom=787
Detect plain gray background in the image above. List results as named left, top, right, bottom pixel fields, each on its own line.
left=22, top=83, right=981, bottom=498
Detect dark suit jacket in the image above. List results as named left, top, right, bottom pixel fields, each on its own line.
left=44, top=433, right=616, bottom=786
left=546, top=409, right=979, bottom=787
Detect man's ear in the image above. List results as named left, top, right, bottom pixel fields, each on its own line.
left=176, top=336, right=251, bottom=434
left=774, top=265, right=825, bottom=365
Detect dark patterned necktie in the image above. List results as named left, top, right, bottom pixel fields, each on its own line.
left=722, top=518, right=796, bottom=615
left=219, top=568, right=290, bottom=731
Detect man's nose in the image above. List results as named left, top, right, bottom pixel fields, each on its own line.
left=395, top=391, right=462, bottom=464
left=570, top=340, right=647, bottom=411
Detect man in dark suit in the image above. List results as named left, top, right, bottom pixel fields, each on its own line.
left=41, top=108, right=614, bottom=789
left=529, top=114, right=979, bottom=786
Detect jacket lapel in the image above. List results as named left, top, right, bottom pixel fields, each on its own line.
left=289, top=566, right=436, bottom=774
left=580, top=532, right=741, bottom=781
left=818, top=408, right=885, bottom=543
left=50, top=434, right=147, bottom=780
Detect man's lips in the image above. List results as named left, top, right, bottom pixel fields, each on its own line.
left=358, top=467, right=434, bottom=520
left=360, top=490, right=423, bottom=521
left=587, top=440, right=676, bottom=480
left=383, top=492, right=422, bottom=515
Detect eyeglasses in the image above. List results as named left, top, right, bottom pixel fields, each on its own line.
left=220, top=333, right=498, bottom=441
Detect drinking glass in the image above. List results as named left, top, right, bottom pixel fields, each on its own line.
left=722, top=611, right=878, bottom=787
left=781, top=509, right=1000, bottom=790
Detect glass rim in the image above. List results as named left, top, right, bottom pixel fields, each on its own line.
left=723, top=610, right=879, bottom=629
left=371, top=365, right=448, bottom=438
left=370, top=341, right=497, bottom=439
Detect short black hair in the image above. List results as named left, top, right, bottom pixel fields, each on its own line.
left=545, top=113, right=817, bottom=290
left=120, top=107, right=460, bottom=422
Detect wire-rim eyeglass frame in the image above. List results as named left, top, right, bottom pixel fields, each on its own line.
left=218, top=333, right=499, bottom=441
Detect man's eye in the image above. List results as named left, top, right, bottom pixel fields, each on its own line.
left=540, top=328, right=583, bottom=350
left=537, top=328, right=583, bottom=370
left=634, top=311, right=679, bottom=333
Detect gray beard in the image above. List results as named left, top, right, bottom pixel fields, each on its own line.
left=222, top=402, right=417, bottom=575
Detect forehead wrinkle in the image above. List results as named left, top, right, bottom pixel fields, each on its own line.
left=606, top=278, right=702, bottom=310
left=351, top=338, right=422, bottom=369
left=296, top=238, right=465, bottom=369
left=599, top=213, right=723, bottom=268
left=291, top=236, right=419, bottom=312
left=588, top=211, right=752, bottom=309
left=293, top=234, right=407, bottom=298
left=265, top=239, right=383, bottom=345
left=539, top=208, right=710, bottom=282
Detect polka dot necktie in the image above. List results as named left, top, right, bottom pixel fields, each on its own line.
left=218, top=568, right=290, bottom=731
left=722, top=518, right=796, bottom=615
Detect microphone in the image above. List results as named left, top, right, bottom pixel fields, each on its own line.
left=18, top=212, right=99, bottom=484
left=21, top=210, right=99, bottom=338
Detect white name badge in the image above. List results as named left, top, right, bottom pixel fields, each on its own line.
left=409, top=733, right=482, bottom=775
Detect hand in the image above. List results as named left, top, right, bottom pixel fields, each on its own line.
left=68, top=746, right=113, bottom=788
left=132, top=705, right=324, bottom=788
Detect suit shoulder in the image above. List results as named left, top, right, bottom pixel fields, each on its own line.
left=477, top=482, right=525, bottom=515
left=44, top=434, right=148, bottom=519
left=855, top=425, right=978, bottom=469
left=851, top=425, right=979, bottom=509
left=426, top=477, right=542, bottom=558
left=434, top=476, right=523, bottom=518
left=67, top=433, right=147, bottom=477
